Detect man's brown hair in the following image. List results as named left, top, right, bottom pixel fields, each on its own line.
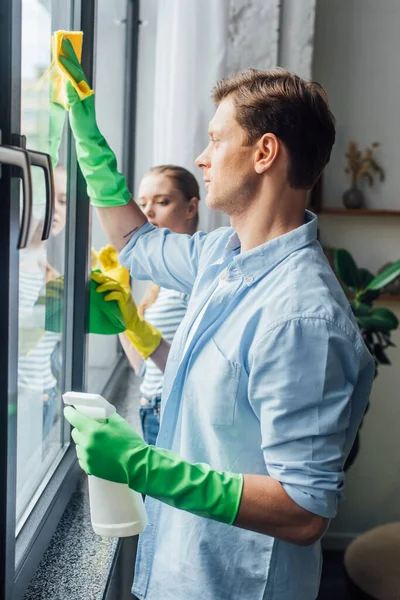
left=212, top=68, right=336, bottom=190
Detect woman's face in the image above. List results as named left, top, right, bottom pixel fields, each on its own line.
left=138, top=173, right=198, bottom=234
left=52, top=167, right=67, bottom=237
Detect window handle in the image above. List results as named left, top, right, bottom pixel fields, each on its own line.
left=11, top=135, right=55, bottom=242
left=26, top=150, right=55, bottom=241
left=0, top=144, right=33, bottom=249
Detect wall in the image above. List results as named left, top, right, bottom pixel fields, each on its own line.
left=313, top=0, right=400, bottom=545
left=314, top=0, right=400, bottom=212
left=227, top=0, right=279, bottom=71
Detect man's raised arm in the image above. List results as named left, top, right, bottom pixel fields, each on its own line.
left=59, top=38, right=206, bottom=294
left=59, top=38, right=146, bottom=250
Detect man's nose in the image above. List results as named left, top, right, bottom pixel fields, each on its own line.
left=195, top=146, right=210, bottom=169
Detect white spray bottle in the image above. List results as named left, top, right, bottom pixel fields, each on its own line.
left=63, top=391, right=147, bottom=537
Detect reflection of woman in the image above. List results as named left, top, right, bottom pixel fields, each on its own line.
left=18, top=165, right=67, bottom=441
left=119, top=165, right=199, bottom=445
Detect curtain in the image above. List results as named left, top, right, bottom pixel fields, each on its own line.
left=152, top=0, right=230, bottom=231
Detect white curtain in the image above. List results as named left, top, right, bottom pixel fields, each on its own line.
left=152, top=0, right=230, bottom=231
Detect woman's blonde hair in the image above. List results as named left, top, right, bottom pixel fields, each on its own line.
left=137, top=165, right=199, bottom=318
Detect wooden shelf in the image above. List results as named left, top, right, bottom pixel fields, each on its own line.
left=377, top=295, right=400, bottom=302
left=316, top=208, right=400, bottom=216
left=347, top=294, right=400, bottom=303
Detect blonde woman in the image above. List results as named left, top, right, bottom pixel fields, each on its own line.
left=120, top=165, right=199, bottom=444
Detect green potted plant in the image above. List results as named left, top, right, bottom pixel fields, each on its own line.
left=333, top=248, right=400, bottom=469
left=343, top=141, right=385, bottom=209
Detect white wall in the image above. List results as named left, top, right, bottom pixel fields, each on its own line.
left=277, top=0, right=316, bottom=78
left=313, top=0, right=400, bottom=545
left=227, top=0, right=280, bottom=71
left=313, top=0, right=400, bottom=211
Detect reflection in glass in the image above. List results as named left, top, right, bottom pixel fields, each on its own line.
left=86, top=0, right=128, bottom=393
left=16, top=0, right=70, bottom=524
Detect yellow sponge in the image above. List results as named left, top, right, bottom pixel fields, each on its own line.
left=51, top=30, right=93, bottom=109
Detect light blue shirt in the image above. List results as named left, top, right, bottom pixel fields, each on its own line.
left=119, top=211, right=374, bottom=600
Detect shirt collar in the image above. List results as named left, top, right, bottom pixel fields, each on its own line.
left=223, top=210, right=318, bottom=285
left=223, top=231, right=241, bottom=257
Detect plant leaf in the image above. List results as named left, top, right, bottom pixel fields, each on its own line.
left=358, top=268, right=375, bottom=288
left=351, top=301, right=372, bottom=316
left=358, top=307, right=399, bottom=332
left=366, top=260, right=400, bottom=290
left=333, top=248, right=361, bottom=290
left=357, top=288, right=381, bottom=304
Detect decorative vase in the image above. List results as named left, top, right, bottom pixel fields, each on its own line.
left=342, top=184, right=364, bottom=209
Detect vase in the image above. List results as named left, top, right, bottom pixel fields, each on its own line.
left=342, top=185, right=364, bottom=209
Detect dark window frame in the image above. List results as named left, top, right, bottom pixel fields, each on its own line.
left=0, top=0, right=140, bottom=595
left=13, top=0, right=96, bottom=595
left=0, top=0, right=96, bottom=598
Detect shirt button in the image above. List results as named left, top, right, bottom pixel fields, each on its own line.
left=220, top=270, right=227, bottom=281
left=246, top=275, right=254, bottom=284
left=164, top=431, right=168, bottom=439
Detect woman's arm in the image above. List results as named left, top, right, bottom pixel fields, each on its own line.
left=119, top=332, right=144, bottom=374
left=119, top=332, right=171, bottom=374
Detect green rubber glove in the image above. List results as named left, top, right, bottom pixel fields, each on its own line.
left=58, top=38, right=131, bottom=207
left=43, top=273, right=126, bottom=335
left=64, top=407, right=244, bottom=525
left=92, top=271, right=162, bottom=359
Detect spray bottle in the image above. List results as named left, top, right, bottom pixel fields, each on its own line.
left=63, top=391, right=147, bottom=537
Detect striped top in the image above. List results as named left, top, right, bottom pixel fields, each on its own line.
left=140, top=287, right=188, bottom=398
left=18, top=270, right=60, bottom=391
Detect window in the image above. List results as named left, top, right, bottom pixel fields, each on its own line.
left=87, top=0, right=129, bottom=394
left=0, top=1, right=139, bottom=597
left=16, top=0, right=73, bottom=528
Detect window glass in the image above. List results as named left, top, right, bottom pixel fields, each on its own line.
left=16, top=0, right=72, bottom=526
left=87, top=0, right=128, bottom=393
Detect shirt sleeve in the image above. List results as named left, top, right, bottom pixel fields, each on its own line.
left=119, top=222, right=208, bottom=296
left=248, top=316, right=363, bottom=519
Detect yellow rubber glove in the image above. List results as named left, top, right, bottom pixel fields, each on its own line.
left=98, top=245, right=130, bottom=294
left=92, top=272, right=161, bottom=360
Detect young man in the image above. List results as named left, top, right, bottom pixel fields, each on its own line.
left=61, top=39, right=374, bottom=600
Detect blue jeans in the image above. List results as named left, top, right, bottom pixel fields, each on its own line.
left=139, top=396, right=161, bottom=445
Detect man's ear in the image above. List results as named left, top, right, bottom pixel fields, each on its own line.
left=254, top=133, right=280, bottom=174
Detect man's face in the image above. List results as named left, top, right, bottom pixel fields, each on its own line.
left=195, top=97, right=258, bottom=216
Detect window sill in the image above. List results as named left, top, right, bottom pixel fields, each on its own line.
left=22, top=363, right=142, bottom=599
